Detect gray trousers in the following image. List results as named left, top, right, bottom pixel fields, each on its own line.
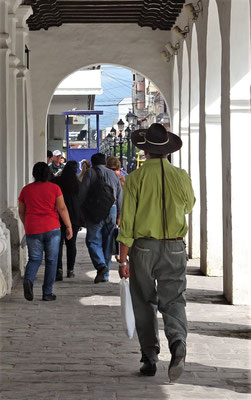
left=129, top=238, right=187, bottom=364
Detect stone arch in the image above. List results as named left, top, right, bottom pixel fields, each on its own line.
left=46, top=62, right=172, bottom=156
left=46, top=62, right=171, bottom=125
left=28, top=24, right=173, bottom=161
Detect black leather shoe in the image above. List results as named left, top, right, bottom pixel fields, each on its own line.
left=140, top=362, right=157, bottom=376
left=42, top=293, right=56, bottom=301
left=168, top=340, right=186, bottom=382
left=55, top=269, right=63, bottom=281
left=94, top=266, right=108, bottom=284
left=67, top=270, right=75, bottom=278
left=23, top=279, right=33, bottom=301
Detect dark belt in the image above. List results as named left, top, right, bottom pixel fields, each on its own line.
left=167, top=237, right=183, bottom=241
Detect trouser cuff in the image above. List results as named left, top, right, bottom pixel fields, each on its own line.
left=140, top=347, right=160, bottom=364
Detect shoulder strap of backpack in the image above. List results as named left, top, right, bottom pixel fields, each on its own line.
left=93, top=166, right=105, bottom=181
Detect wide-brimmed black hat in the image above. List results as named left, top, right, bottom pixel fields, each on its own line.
left=131, top=123, right=182, bottom=154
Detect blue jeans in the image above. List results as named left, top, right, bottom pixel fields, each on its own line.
left=25, top=228, right=61, bottom=295
left=86, top=205, right=117, bottom=280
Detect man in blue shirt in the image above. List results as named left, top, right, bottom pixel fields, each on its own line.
left=80, top=153, right=122, bottom=283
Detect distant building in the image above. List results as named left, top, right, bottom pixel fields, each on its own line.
left=117, top=97, right=132, bottom=130
left=47, top=68, right=102, bottom=152
left=132, top=72, right=168, bottom=128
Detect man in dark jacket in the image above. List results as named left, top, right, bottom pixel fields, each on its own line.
left=52, top=161, right=82, bottom=280
left=49, top=150, right=64, bottom=177
left=80, top=153, right=122, bottom=283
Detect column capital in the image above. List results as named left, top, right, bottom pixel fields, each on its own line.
left=0, top=32, right=11, bottom=49
left=0, top=219, right=8, bottom=256
left=205, top=113, right=221, bottom=125
left=190, top=122, right=200, bottom=132
left=16, top=5, right=33, bottom=28
left=16, top=26, right=27, bottom=35
left=17, top=63, right=27, bottom=77
left=230, top=99, right=250, bottom=113
left=9, top=53, right=19, bottom=69
left=8, top=0, right=22, bottom=14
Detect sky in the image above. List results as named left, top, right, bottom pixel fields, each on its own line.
left=94, top=65, right=133, bottom=130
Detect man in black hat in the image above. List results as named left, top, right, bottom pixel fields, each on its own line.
left=117, top=123, right=195, bottom=381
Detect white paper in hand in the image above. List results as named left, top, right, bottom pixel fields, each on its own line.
left=120, top=278, right=135, bottom=339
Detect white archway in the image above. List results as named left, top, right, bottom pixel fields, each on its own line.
left=28, top=24, right=173, bottom=162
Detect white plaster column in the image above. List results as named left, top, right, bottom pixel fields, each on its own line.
left=172, top=57, right=181, bottom=167
left=204, top=1, right=223, bottom=276
left=205, top=113, right=222, bottom=275
left=2, top=5, right=20, bottom=272
left=7, top=52, right=19, bottom=207
left=189, top=26, right=200, bottom=259
left=228, top=0, right=251, bottom=304
left=196, top=0, right=223, bottom=277
left=203, top=3, right=223, bottom=276
left=25, top=68, right=34, bottom=183
left=0, top=0, right=12, bottom=295
left=1, top=0, right=26, bottom=274
left=7, top=2, right=20, bottom=208
left=0, top=220, right=12, bottom=296
left=0, top=0, right=10, bottom=215
left=180, top=43, right=189, bottom=174
left=16, top=5, right=32, bottom=194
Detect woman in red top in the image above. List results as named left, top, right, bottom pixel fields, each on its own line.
left=18, top=162, right=72, bottom=301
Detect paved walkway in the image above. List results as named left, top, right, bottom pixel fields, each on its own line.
left=1, top=230, right=251, bottom=400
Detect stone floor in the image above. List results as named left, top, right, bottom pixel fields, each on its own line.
left=0, top=230, right=251, bottom=400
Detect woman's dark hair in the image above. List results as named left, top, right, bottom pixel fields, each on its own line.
left=59, top=160, right=79, bottom=193
left=33, top=162, right=50, bottom=182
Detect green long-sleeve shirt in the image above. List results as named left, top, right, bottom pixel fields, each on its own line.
left=117, top=158, right=196, bottom=248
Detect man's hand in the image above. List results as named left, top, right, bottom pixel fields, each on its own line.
left=66, top=226, right=73, bottom=240
left=118, top=262, right=130, bottom=279
left=116, top=216, right=120, bottom=226
left=118, top=243, right=129, bottom=278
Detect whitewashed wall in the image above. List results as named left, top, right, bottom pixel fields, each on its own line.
left=0, top=0, right=32, bottom=297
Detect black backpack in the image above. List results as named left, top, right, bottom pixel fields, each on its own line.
left=83, top=167, right=115, bottom=223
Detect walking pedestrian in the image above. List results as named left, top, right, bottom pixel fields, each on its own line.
left=80, top=153, right=122, bottom=283
left=106, top=156, right=126, bottom=189
left=52, top=161, right=83, bottom=281
left=49, top=150, right=64, bottom=177
left=117, top=123, right=195, bottom=381
left=18, top=162, right=72, bottom=301
left=77, top=159, right=91, bottom=182
left=47, top=150, right=53, bottom=165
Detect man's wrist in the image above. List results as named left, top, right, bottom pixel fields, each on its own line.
left=118, top=259, right=128, bottom=267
